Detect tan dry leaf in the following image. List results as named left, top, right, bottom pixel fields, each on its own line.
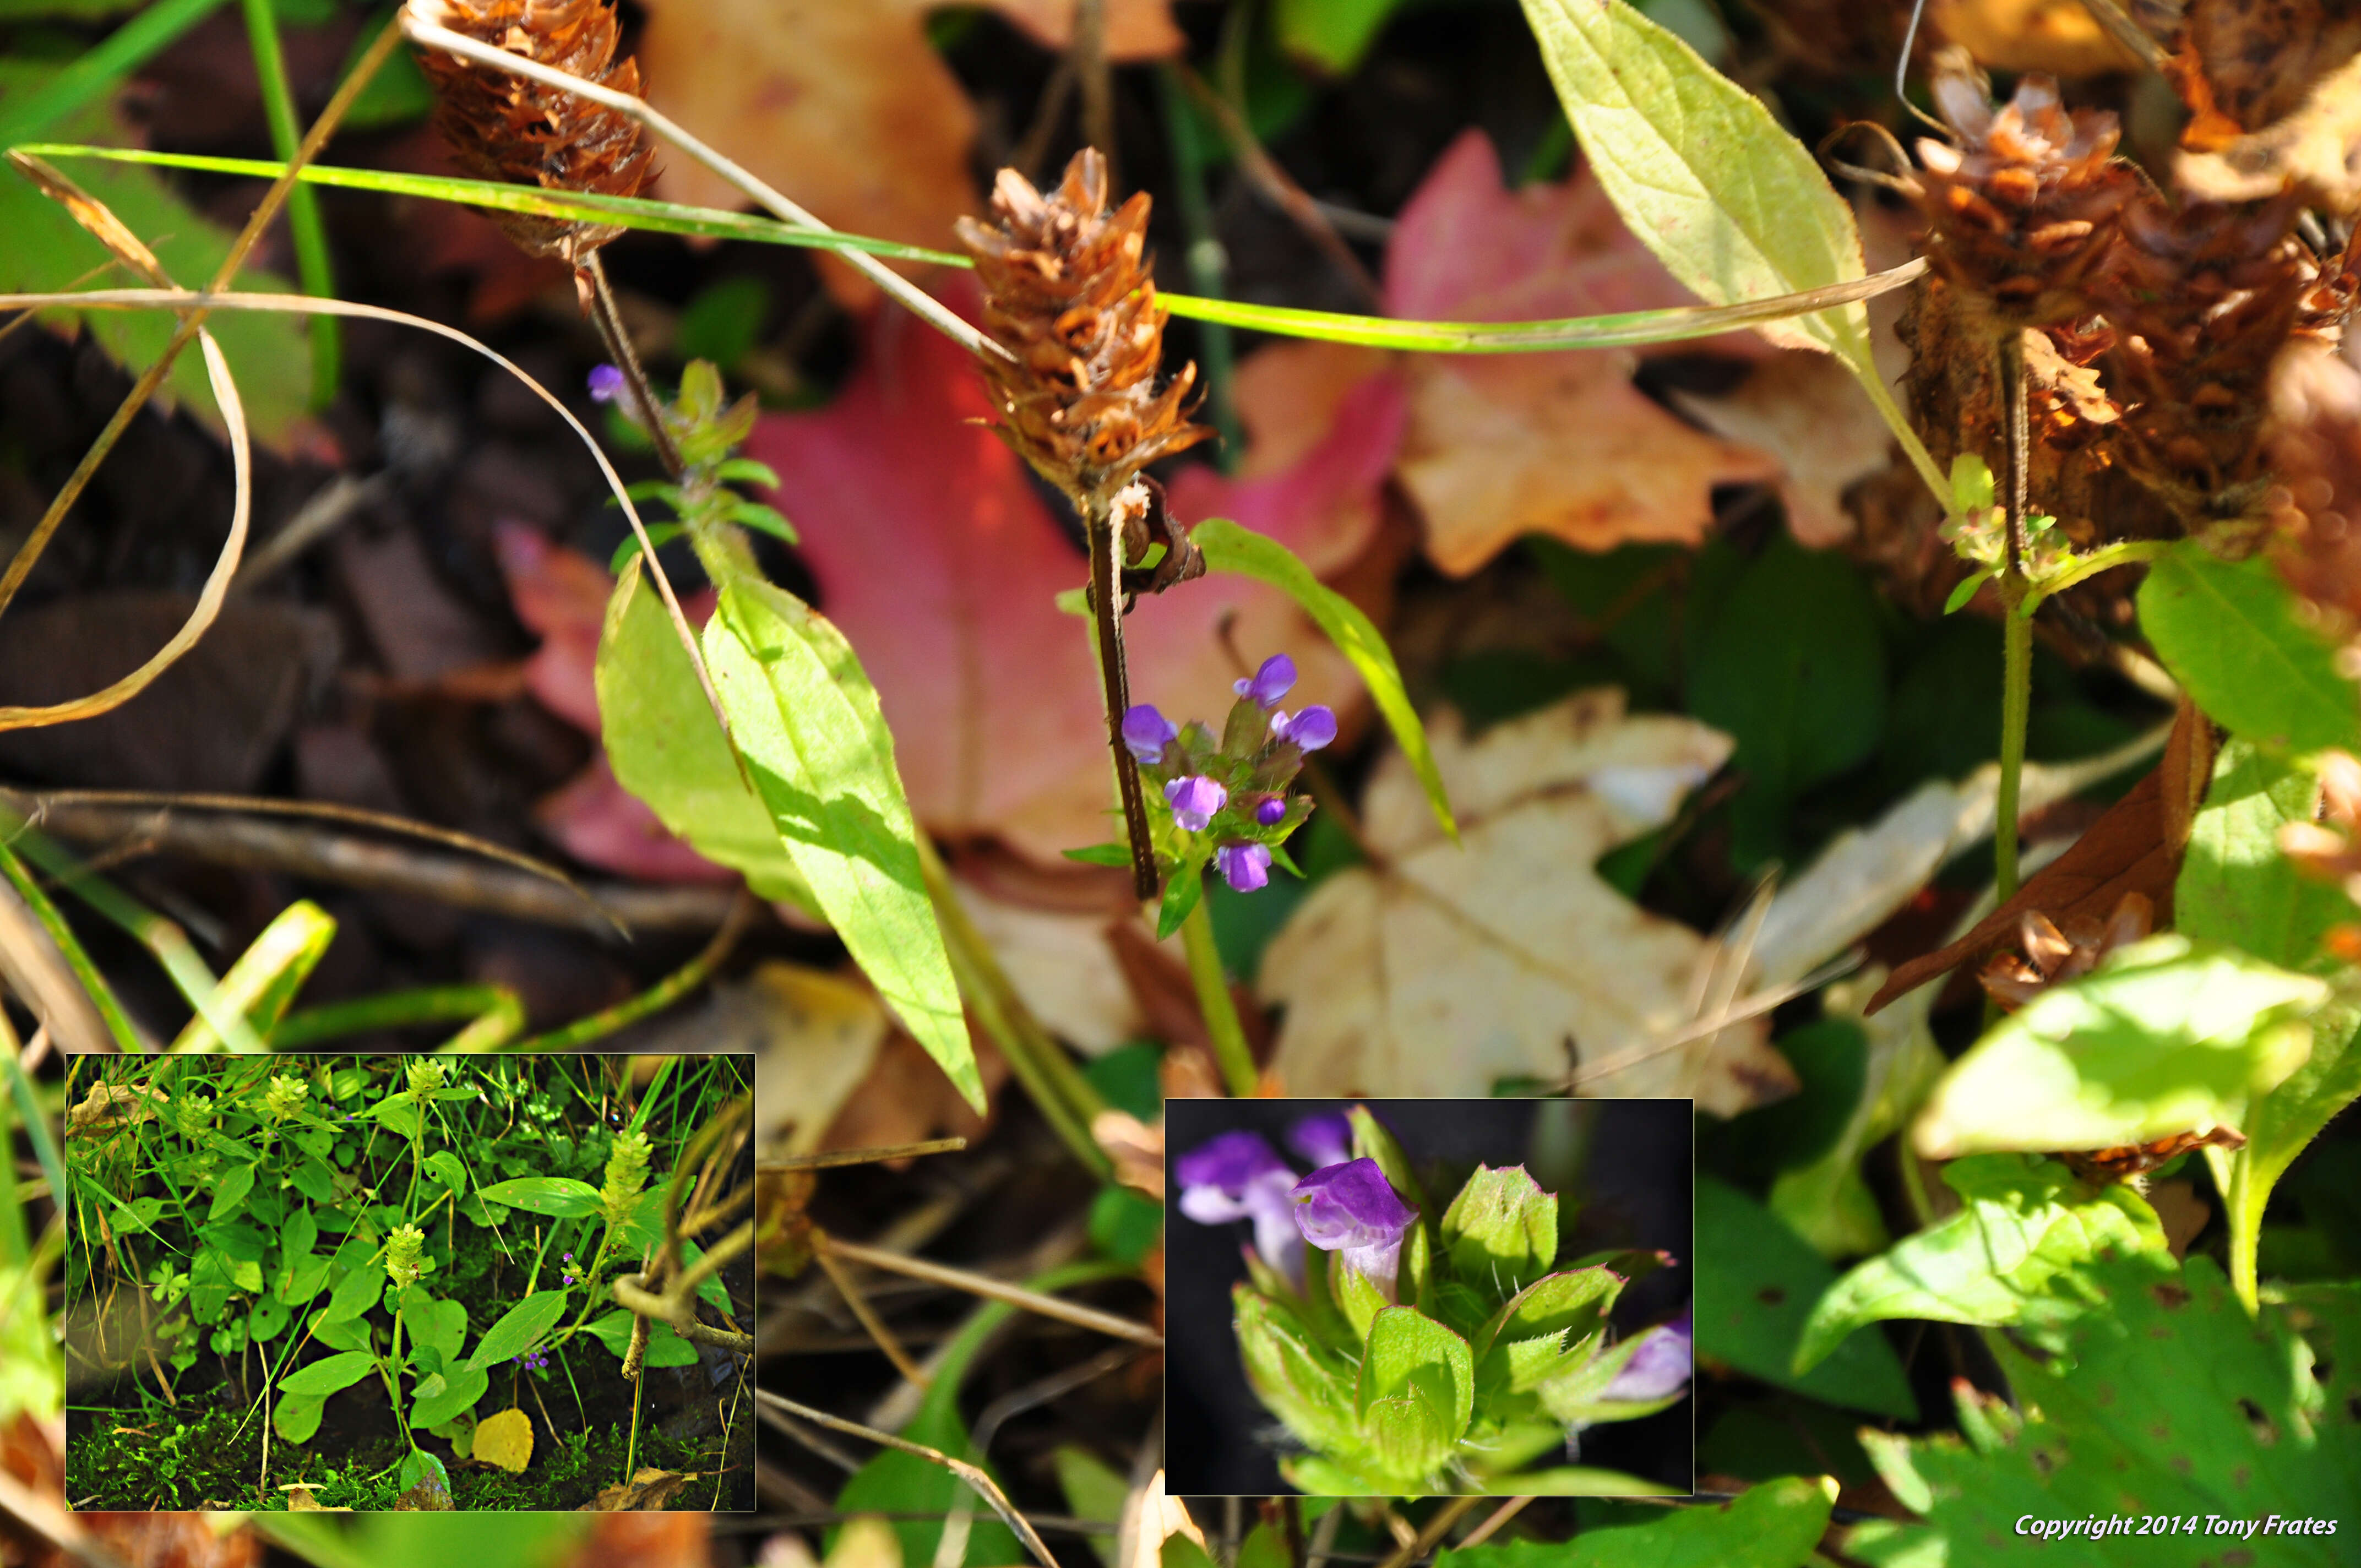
left=826, top=1517, right=902, bottom=1568
left=742, top=964, right=890, bottom=1157
left=1929, top=0, right=2144, bottom=75
left=1673, top=352, right=1895, bottom=547
left=2175, top=49, right=2361, bottom=210
left=956, top=876, right=1147, bottom=1054
left=474, top=1407, right=534, bottom=1473
left=986, top=0, right=1185, bottom=57
left=1399, top=355, right=1781, bottom=575
left=590, top=1467, right=698, bottom=1510
left=1260, top=690, right=1795, bottom=1113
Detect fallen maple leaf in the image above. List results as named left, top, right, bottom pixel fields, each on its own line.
left=1673, top=352, right=1897, bottom=548
left=747, top=301, right=1369, bottom=864
left=1259, top=689, right=1797, bottom=1114
left=636, top=1, right=1179, bottom=305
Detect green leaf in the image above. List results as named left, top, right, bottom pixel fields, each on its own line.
left=273, top=1390, right=324, bottom=1445
left=1274, top=0, right=1411, bottom=73
left=1436, top=1476, right=1836, bottom=1568
left=1695, top=1177, right=1917, bottom=1419
left=1155, top=865, right=1202, bottom=941
left=1686, top=535, right=1885, bottom=865
left=423, top=1151, right=469, bottom=1195
left=464, top=1290, right=569, bottom=1371
left=1234, top=1286, right=1363, bottom=1457
left=1364, top=1391, right=1454, bottom=1483
left=2139, top=543, right=2360, bottom=755
left=278, top=1349, right=378, bottom=1397
left=1062, top=842, right=1134, bottom=868
left=596, top=566, right=818, bottom=912
left=582, top=1309, right=700, bottom=1368
left=1794, top=1155, right=2168, bottom=1374
left=1942, top=567, right=1994, bottom=615
left=471, top=1177, right=601, bottom=1218
left=401, top=1291, right=468, bottom=1369
left=1475, top=1266, right=1623, bottom=1361
left=1053, top=1446, right=1129, bottom=1568
left=278, top=1251, right=329, bottom=1308
left=1912, top=934, right=2326, bottom=1160
left=1856, top=1255, right=2358, bottom=1566
left=1087, top=1185, right=1162, bottom=1267
left=704, top=574, right=979, bottom=1110
left=1194, top=518, right=1456, bottom=842
left=1357, top=1306, right=1475, bottom=1442
left=1516, top=0, right=1870, bottom=367
left=209, top=1162, right=256, bottom=1222
left=1440, top=1164, right=1558, bottom=1293
left=0, top=60, right=309, bottom=440
left=406, top=1364, right=488, bottom=1429
left=248, top=1296, right=289, bottom=1343
left=317, top=1261, right=380, bottom=1324
left=2178, top=742, right=2348, bottom=974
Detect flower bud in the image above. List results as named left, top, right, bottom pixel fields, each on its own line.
left=602, top=1128, right=652, bottom=1229
left=264, top=1075, right=309, bottom=1125
left=386, top=1224, right=426, bottom=1289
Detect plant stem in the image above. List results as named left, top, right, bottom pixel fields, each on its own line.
left=1993, top=330, right=2033, bottom=905
left=2220, top=1145, right=2261, bottom=1313
left=502, top=895, right=749, bottom=1050
left=1084, top=495, right=1158, bottom=900
left=1156, top=65, right=1241, bottom=470
left=1180, top=890, right=1258, bottom=1096
left=239, top=0, right=339, bottom=407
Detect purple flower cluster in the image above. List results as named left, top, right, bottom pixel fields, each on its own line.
left=561, top=1251, right=578, bottom=1288
left=1176, top=1110, right=1418, bottom=1301
left=1119, top=654, right=1336, bottom=892
left=513, top=1349, right=551, bottom=1373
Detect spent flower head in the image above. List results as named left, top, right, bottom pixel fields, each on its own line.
left=405, top=1060, right=446, bottom=1097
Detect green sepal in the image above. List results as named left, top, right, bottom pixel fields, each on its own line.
left=1348, top=1105, right=1432, bottom=1217
left=1473, top=1264, right=1624, bottom=1360
left=1440, top=1164, right=1558, bottom=1295
left=1233, top=1285, right=1361, bottom=1456
left=1355, top=1306, right=1475, bottom=1442
left=1334, top=1254, right=1388, bottom=1344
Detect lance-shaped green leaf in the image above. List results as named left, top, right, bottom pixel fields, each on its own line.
left=1356, top=1306, right=1475, bottom=1443
left=1696, top=1177, right=1917, bottom=1419
left=1234, top=1286, right=1361, bottom=1457
left=1441, top=1164, right=1558, bottom=1293
left=1852, top=1255, right=2359, bottom=1567
left=596, top=565, right=817, bottom=914
left=463, top=1290, right=568, bottom=1371
left=317, top=1261, right=380, bottom=1325
left=1912, top=934, right=2326, bottom=1160
left=2140, top=543, right=2360, bottom=756
left=277, top=1349, right=378, bottom=1398
left=1793, top=1155, right=2167, bottom=1374
left=471, top=1177, right=601, bottom=1219
left=1473, top=1265, right=1623, bottom=1362
left=1194, top=519, right=1455, bottom=842
left=406, top=1363, right=488, bottom=1429
left=1439, top=1476, right=1836, bottom=1565
left=704, top=573, right=979, bottom=1110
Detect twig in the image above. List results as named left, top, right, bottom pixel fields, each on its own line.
left=817, top=1234, right=1162, bottom=1347
left=759, top=1137, right=967, bottom=1171
left=1453, top=1497, right=1535, bottom=1552
left=1373, top=1498, right=1482, bottom=1568
left=231, top=472, right=386, bottom=590
left=757, top=1389, right=1064, bottom=1568
left=815, top=1244, right=933, bottom=1390
left=580, top=251, right=686, bottom=478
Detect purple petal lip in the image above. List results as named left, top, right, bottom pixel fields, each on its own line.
left=588, top=364, right=627, bottom=403
left=1176, top=1130, right=1290, bottom=1195
left=1271, top=706, right=1337, bottom=752
left=1290, top=1158, right=1415, bottom=1250
left=1122, top=704, right=1177, bottom=763
left=1217, top=842, right=1272, bottom=892
left=1603, top=1306, right=1693, bottom=1403
left=1165, top=775, right=1227, bottom=832
left=1234, top=654, right=1297, bottom=709
left=1254, top=797, right=1288, bottom=826
left=1288, top=1110, right=1353, bottom=1170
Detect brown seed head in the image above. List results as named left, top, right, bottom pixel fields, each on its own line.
left=957, top=149, right=1210, bottom=511
left=409, top=0, right=657, bottom=263
left=1910, top=53, right=2138, bottom=333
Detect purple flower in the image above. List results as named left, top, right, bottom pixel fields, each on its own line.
left=588, top=364, right=627, bottom=404
left=1271, top=706, right=1337, bottom=753
left=1291, top=1158, right=1417, bottom=1301
left=1122, top=704, right=1177, bottom=763
left=1216, top=842, right=1271, bottom=892
left=1254, top=797, right=1287, bottom=827
left=1234, top=655, right=1297, bottom=709
left=1176, top=1131, right=1303, bottom=1285
left=1287, top=1110, right=1353, bottom=1170
left=1165, top=775, right=1227, bottom=832
left=1603, top=1307, right=1692, bottom=1403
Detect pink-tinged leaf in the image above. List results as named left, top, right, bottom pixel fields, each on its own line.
left=534, top=755, right=740, bottom=885
left=494, top=521, right=612, bottom=733
left=747, top=305, right=1365, bottom=864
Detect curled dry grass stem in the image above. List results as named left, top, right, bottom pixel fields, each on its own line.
left=757, top=1388, right=1064, bottom=1568
left=759, top=1137, right=969, bottom=1172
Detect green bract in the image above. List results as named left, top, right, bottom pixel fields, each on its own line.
left=1230, top=1159, right=1680, bottom=1495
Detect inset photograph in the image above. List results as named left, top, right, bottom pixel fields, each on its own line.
left=1165, top=1097, right=1691, bottom=1498
left=63, top=1053, right=753, bottom=1510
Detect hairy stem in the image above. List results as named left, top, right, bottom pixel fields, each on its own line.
left=1993, top=330, right=2033, bottom=905
left=1180, top=891, right=1257, bottom=1096
left=1085, top=498, right=1158, bottom=900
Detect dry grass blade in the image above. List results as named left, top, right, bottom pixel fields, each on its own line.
left=0, top=328, right=249, bottom=733
left=814, top=1244, right=932, bottom=1390
left=6, top=151, right=174, bottom=287
left=1374, top=1497, right=1482, bottom=1568
left=817, top=1234, right=1163, bottom=1348
left=0, top=871, right=113, bottom=1056
left=757, top=1389, right=1063, bottom=1568
left=759, top=1137, right=969, bottom=1171
left=1555, top=951, right=1863, bottom=1093
left=398, top=9, right=997, bottom=362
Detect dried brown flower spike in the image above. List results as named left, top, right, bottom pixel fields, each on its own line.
left=409, top=0, right=656, bottom=264
left=959, top=150, right=1213, bottom=900
left=958, top=149, right=1211, bottom=512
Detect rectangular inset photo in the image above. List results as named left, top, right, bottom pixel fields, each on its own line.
left=62, top=1053, right=754, bottom=1511
left=1165, top=1097, right=1693, bottom=1498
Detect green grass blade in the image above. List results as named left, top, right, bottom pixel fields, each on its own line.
left=16, top=144, right=1927, bottom=352
left=271, top=983, right=523, bottom=1048
left=0, top=832, right=144, bottom=1052
left=238, top=0, right=339, bottom=405
left=0, top=0, right=231, bottom=149
left=167, top=897, right=336, bottom=1052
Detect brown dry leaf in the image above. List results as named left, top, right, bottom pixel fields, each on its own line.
left=637, top=1, right=1178, bottom=306
left=2186, top=0, right=2361, bottom=130
left=475, top=1407, right=534, bottom=1473
left=570, top=1515, right=712, bottom=1567
left=1260, top=690, right=1796, bottom=1113
left=1929, top=0, right=2144, bottom=75
left=590, top=1467, right=699, bottom=1510
left=1673, top=352, right=1896, bottom=547
left=818, top=1026, right=1010, bottom=1159
left=739, top=964, right=890, bottom=1156
left=1867, top=763, right=2178, bottom=1012
left=2175, top=49, right=2361, bottom=209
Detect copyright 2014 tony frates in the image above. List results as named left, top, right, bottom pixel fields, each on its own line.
left=2016, top=1514, right=2340, bottom=1547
